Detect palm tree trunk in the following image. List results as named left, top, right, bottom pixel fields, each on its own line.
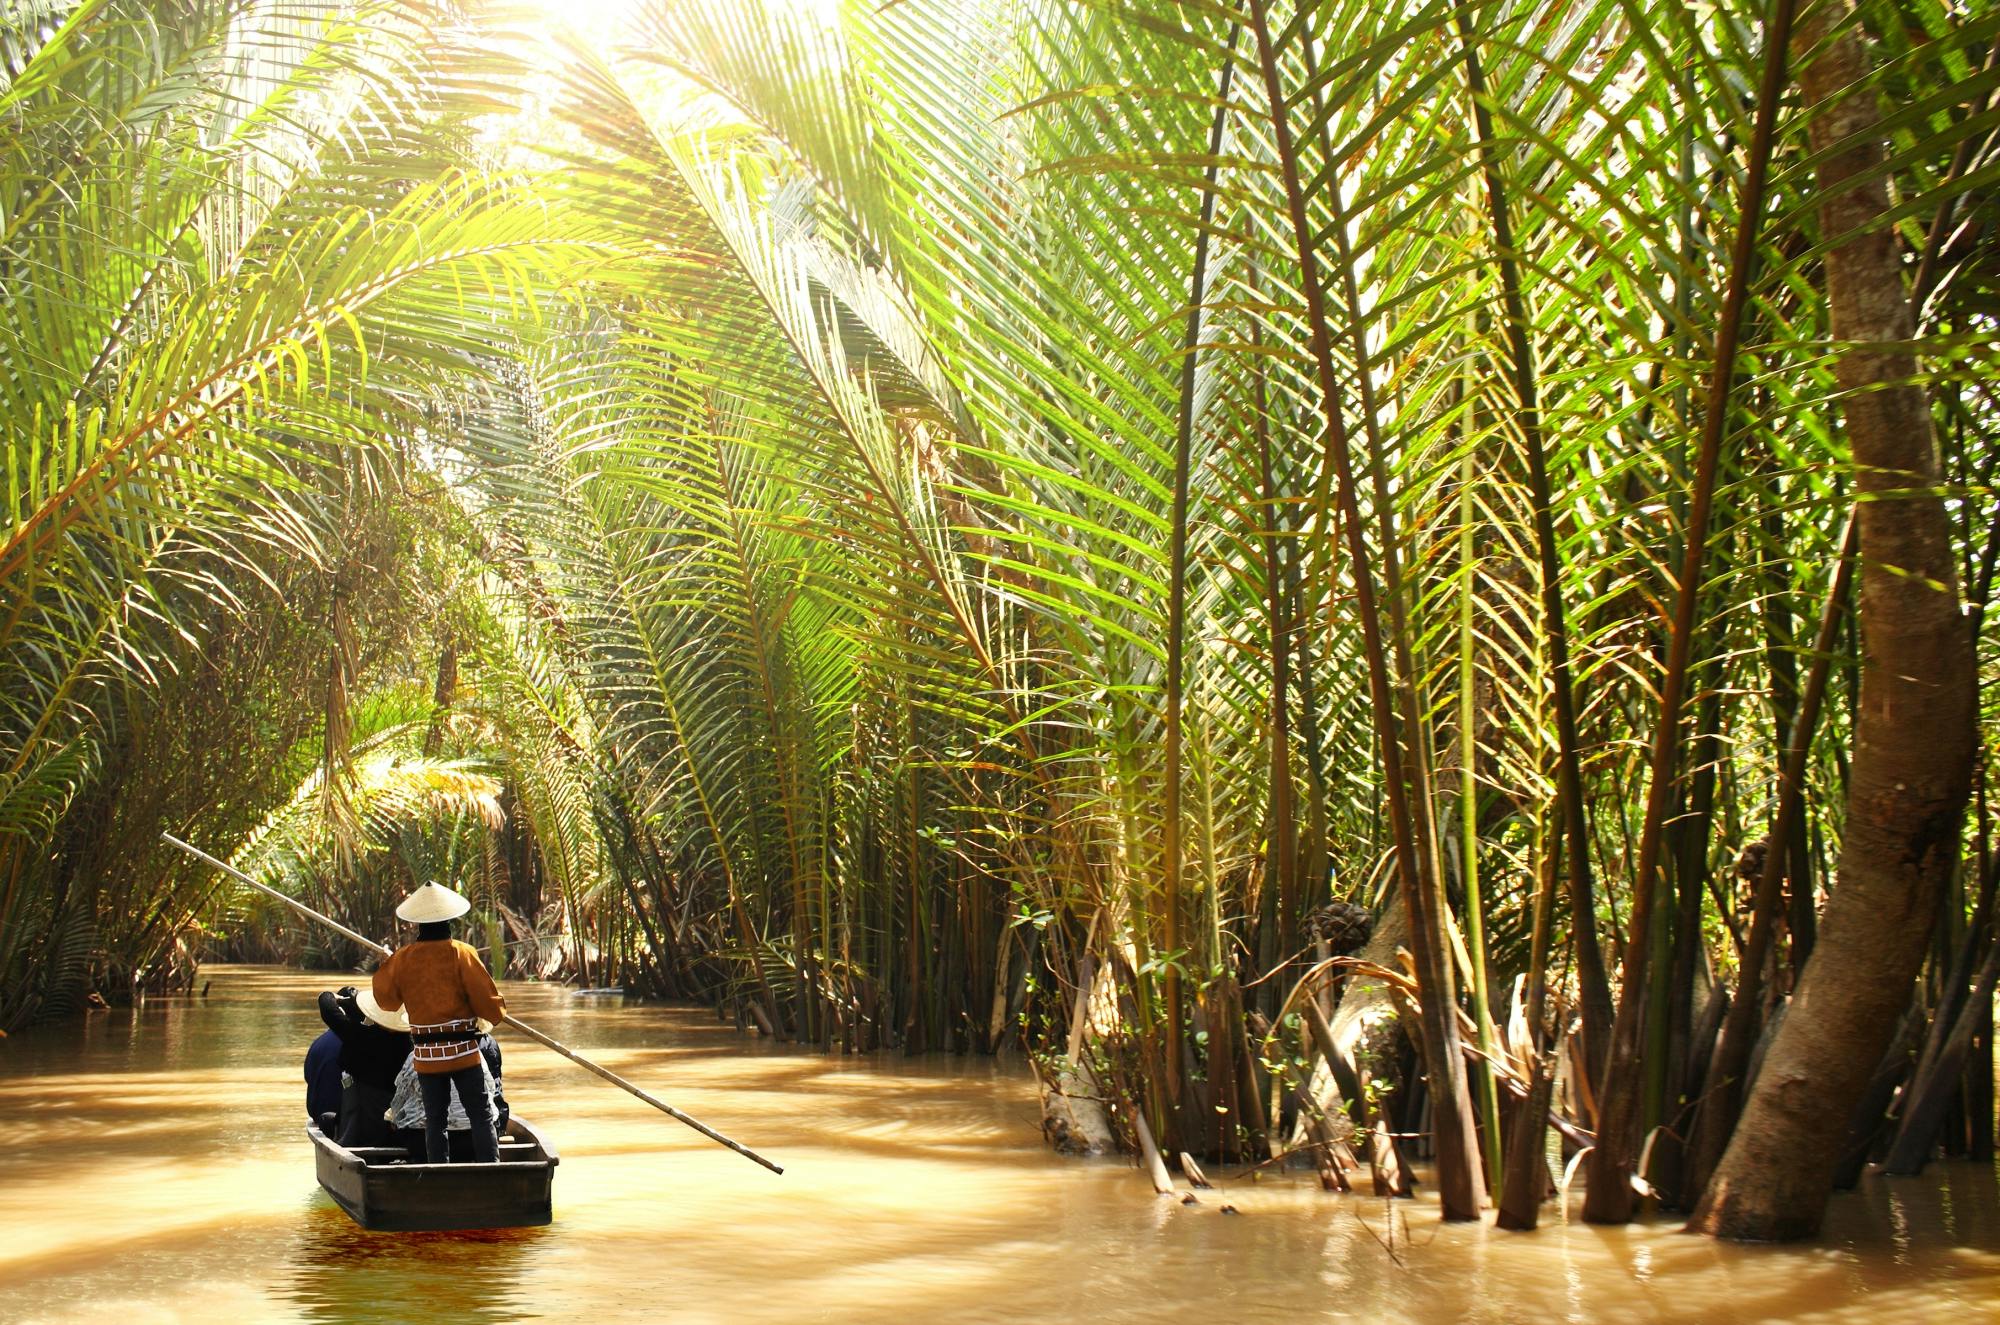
left=1585, top=0, right=1799, bottom=1223
left=1688, top=0, right=1978, bottom=1240
left=1683, top=515, right=1856, bottom=1198
left=1161, top=31, right=1239, bottom=1139
left=1453, top=2, right=1614, bottom=1105
left=1250, top=279, right=1300, bottom=984
left=1247, top=0, right=1484, bottom=1219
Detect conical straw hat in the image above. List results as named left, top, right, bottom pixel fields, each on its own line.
left=395, top=882, right=470, bottom=924
left=355, top=987, right=409, bottom=1032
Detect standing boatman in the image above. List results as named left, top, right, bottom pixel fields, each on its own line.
left=370, top=882, right=506, bottom=1163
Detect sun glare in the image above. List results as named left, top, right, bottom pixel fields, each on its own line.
left=521, top=0, right=845, bottom=41
left=521, top=0, right=638, bottom=40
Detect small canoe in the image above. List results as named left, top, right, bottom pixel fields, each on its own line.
left=307, top=1117, right=560, bottom=1231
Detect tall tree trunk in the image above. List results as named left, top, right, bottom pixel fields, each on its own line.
left=1248, top=0, right=1484, bottom=1218
left=1160, top=32, right=1238, bottom=1143
left=1683, top=515, right=1857, bottom=1198
left=422, top=634, right=458, bottom=757
left=1454, top=2, right=1614, bottom=1106
left=1496, top=815, right=1562, bottom=1229
left=1688, top=0, right=1977, bottom=1241
left=1584, top=0, right=1798, bottom=1223
left=1251, top=287, right=1300, bottom=985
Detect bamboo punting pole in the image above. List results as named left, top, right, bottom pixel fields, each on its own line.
left=161, top=832, right=784, bottom=1175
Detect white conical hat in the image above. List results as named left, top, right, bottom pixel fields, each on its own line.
left=355, top=987, right=409, bottom=1032
left=395, top=882, right=470, bottom=924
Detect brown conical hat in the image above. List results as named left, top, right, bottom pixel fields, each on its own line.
left=394, top=882, right=470, bottom=924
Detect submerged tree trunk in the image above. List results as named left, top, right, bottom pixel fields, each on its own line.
left=1040, top=954, right=1117, bottom=1155
left=1689, top=0, right=1977, bottom=1241
left=1881, top=938, right=2000, bottom=1173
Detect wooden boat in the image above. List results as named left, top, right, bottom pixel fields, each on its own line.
left=307, top=1117, right=559, bottom=1231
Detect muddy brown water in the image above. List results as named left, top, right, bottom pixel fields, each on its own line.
left=1, top=966, right=1994, bottom=1323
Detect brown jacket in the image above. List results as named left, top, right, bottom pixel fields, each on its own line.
left=372, top=939, right=506, bottom=1074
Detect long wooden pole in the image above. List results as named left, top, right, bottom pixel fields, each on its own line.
left=161, top=832, right=784, bottom=1175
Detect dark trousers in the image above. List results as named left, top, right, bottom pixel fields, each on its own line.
left=336, top=1081, right=395, bottom=1148
left=418, top=1065, right=497, bottom=1163
left=392, top=1127, right=481, bottom=1161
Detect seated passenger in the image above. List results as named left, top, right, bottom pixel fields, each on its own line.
left=480, top=1030, right=511, bottom=1132
left=387, top=1040, right=502, bottom=1161
left=305, top=1019, right=341, bottom=1130
left=318, top=984, right=412, bottom=1148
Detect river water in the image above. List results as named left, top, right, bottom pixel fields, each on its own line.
left=1, top=966, right=1994, bottom=1323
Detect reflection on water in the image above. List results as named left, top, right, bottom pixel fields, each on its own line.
left=1, top=966, right=1995, bottom=1324
left=288, top=1208, right=548, bottom=1325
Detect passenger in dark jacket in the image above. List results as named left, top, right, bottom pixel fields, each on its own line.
left=305, top=1027, right=342, bottom=1126
left=318, top=985, right=413, bottom=1147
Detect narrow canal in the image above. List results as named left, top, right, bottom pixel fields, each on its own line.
left=2, top=968, right=1993, bottom=1322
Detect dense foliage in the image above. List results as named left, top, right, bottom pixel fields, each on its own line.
left=2, top=0, right=1995, bottom=1239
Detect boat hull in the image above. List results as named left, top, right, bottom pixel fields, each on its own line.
left=308, top=1117, right=559, bottom=1231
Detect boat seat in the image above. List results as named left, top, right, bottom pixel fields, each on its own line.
left=346, top=1143, right=541, bottom=1164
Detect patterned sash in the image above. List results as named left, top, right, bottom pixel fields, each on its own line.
left=409, top=1017, right=481, bottom=1066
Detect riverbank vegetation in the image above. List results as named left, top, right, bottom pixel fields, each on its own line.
left=2, top=0, right=1996, bottom=1242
